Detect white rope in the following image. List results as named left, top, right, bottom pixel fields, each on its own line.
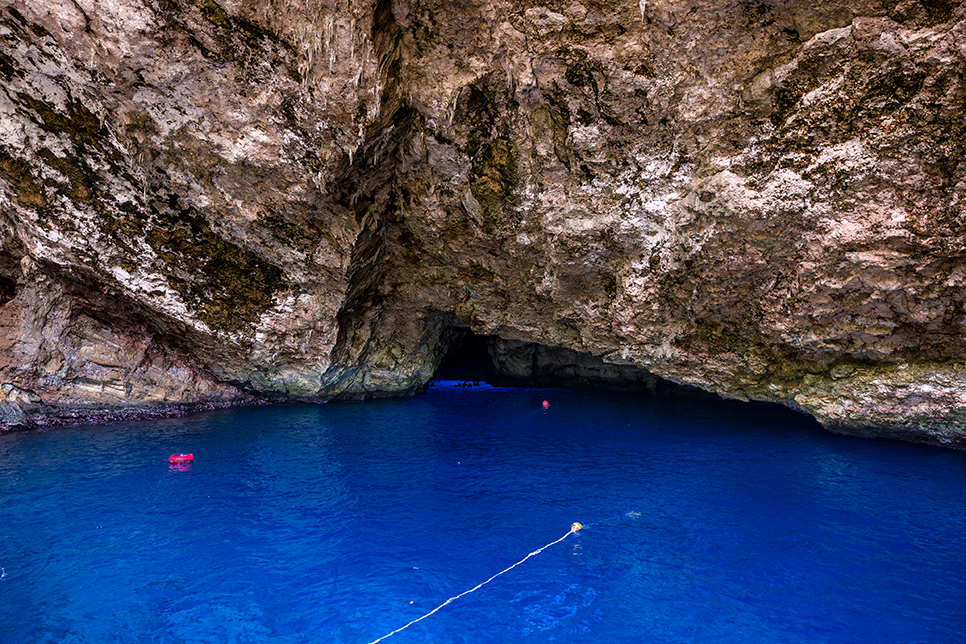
left=366, top=526, right=579, bottom=644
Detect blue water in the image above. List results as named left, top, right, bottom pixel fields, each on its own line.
left=1, top=384, right=965, bottom=644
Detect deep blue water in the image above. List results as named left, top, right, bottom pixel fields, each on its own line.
left=1, top=384, right=965, bottom=644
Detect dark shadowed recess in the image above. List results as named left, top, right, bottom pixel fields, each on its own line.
left=434, top=328, right=715, bottom=398
left=0, top=274, right=16, bottom=306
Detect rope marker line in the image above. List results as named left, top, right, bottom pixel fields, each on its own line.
left=366, top=522, right=584, bottom=644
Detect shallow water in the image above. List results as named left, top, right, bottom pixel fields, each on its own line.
left=1, top=384, right=964, bottom=643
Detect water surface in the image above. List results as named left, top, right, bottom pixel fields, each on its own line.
left=1, top=384, right=964, bottom=643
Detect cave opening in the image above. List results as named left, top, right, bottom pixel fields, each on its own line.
left=432, top=328, right=716, bottom=398
left=433, top=329, right=493, bottom=383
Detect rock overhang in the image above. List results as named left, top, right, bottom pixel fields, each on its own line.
left=0, top=0, right=964, bottom=447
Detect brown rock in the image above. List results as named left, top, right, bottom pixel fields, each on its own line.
left=0, top=0, right=964, bottom=447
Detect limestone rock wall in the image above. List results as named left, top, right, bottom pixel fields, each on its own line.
left=1, top=0, right=965, bottom=446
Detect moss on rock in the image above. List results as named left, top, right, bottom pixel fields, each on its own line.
left=469, top=138, right=519, bottom=226
left=16, top=93, right=107, bottom=154
left=147, top=205, right=285, bottom=333
left=0, top=152, right=46, bottom=209
left=455, top=77, right=521, bottom=230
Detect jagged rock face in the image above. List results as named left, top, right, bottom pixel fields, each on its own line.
left=0, top=0, right=965, bottom=447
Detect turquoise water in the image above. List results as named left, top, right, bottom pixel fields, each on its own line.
left=1, top=384, right=964, bottom=643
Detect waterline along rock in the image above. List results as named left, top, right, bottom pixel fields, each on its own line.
left=0, top=0, right=964, bottom=447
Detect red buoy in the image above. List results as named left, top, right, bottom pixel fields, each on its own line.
left=168, top=453, right=194, bottom=464
left=542, top=400, right=549, bottom=409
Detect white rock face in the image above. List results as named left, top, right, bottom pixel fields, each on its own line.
left=0, top=0, right=965, bottom=447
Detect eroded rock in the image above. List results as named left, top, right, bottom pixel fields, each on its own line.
left=1, top=0, right=965, bottom=447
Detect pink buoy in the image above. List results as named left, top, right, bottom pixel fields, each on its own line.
left=542, top=400, right=549, bottom=409
left=168, top=453, right=194, bottom=464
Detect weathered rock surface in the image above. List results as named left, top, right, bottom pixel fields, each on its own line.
left=1, top=0, right=965, bottom=446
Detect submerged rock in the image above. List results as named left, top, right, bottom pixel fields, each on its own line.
left=0, top=0, right=965, bottom=447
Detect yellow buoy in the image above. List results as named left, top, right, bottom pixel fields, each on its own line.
left=571, top=522, right=583, bottom=532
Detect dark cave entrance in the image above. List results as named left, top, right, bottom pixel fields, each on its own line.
left=433, top=329, right=493, bottom=382
left=432, top=328, right=715, bottom=398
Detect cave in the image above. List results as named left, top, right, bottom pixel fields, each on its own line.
left=1, top=0, right=964, bottom=446
left=433, top=329, right=715, bottom=398
left=433, top=329, right=492, bottom=383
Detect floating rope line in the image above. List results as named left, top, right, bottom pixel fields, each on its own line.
left=366, top=522, right=584, bottom=644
